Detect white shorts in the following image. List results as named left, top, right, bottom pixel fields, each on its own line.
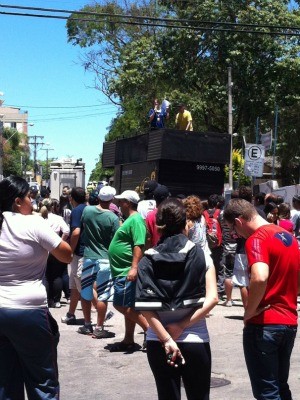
left=68, top=254, right=82, bottom=291
left=232, top=253, right=249, bottom=287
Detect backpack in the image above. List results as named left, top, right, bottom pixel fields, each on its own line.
left=203, top=209, right=222, bottom=249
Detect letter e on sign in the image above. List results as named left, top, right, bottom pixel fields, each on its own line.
left=248, top=146, right=262, bottom=160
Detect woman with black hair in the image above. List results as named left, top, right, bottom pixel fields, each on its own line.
left=264, top=201, right=279, bottom=224
left=135, top=198, right=218, bottom=400
left=0, top=176, right=72, bottom=400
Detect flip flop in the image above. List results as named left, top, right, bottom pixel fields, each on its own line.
left=109, top=341, right=136, bottom=352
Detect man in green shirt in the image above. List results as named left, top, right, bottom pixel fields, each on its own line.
left=108, top=190, right=149, bottom=352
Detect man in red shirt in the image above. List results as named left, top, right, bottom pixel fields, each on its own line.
left=145, top=184, right=170, bottom=248
left=224, top=199, right=300, bottom=400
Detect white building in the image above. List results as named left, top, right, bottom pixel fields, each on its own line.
left=1, top=106, right=29, bottom=135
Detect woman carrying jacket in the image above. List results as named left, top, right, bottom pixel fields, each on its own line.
left=135, top=198, right=218, bottom=400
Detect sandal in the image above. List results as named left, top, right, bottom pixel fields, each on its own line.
left=109, top=341, right=136, bottom=352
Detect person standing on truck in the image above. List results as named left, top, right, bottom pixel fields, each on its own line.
left=175, top=103, right=193, bottom=131
left=148, top=99, right=169, bottom=130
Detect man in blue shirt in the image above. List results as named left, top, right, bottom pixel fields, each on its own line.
left=148, top=99, right=169, bottom=129
left=61, top=187, right=87, bottom=325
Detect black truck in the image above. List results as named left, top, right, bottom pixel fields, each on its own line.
left=102, top=129, right=230, bottom=198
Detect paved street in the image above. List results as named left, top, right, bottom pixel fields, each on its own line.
left=50, top=288, right=300, bottom=400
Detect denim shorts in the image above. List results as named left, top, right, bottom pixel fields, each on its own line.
left=113, top=277, right=136, bottom=307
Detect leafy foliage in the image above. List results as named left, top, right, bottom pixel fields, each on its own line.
left=224, top=148, right=251, bottom=187
left=89, top=153, right=114, bottom=182
left=2, top=128, right=30, bottom=177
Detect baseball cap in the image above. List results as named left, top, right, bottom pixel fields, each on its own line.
left=293, top=194, right=300, bottom=202
left=153, top=184, right=170, bottom=203
left=98, top=186, right=116, bottom=202
left=144, top=180, right=158, bottom=195
left=115, top=190, right=140, bottom=204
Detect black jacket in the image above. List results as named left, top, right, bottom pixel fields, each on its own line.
left=135, top=234, right=207, bottom=311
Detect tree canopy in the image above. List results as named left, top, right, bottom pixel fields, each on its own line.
left=2, top=128, right=30, bottom=177
left=67, top=0, right=300, bottom=184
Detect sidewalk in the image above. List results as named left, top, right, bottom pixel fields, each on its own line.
left=50, top=288, right=300, bottom=400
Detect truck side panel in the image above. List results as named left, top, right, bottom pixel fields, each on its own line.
left=114, top=160, right=224, bottom=198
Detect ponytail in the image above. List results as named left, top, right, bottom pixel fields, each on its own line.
left=40, top=205, right=49, bottom=219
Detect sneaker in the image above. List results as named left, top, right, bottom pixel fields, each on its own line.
left=77, top=324, right=93, bottom=335
left=92, top=326, right=111, bottom=339
left=61, top=313, right=76, bottom=324
left=223, top=300, right=235, bottom=307
left=104, top=310, right=114, bottom=322
left=53, top=302, right=61, bottom=308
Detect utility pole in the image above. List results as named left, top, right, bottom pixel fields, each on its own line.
left=272, top=104, right=279, bottom=180
left=228, top=66, right=233, bottom=190
left=42, top=147, right=54, bottom=184
left=28, top=135, right=44, bottom=181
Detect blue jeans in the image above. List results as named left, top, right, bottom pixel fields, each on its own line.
left=243, top=324, right=297, bottom=400
left=0, top=308, right=60, bottom=400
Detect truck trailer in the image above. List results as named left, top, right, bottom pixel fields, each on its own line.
left=102, top=129, right=230, bottom=198
left=49, top=158, right=85, bottom=200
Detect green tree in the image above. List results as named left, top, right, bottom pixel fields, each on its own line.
left=89, top=153, right=114, bottom=182
left=2, top=128, right=30, bottom=177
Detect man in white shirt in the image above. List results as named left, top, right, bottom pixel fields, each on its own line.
left=137, top=180, right=158, bottom=219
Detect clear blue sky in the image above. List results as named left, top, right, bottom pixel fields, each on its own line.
left=1, top=0, right=118, bottom=180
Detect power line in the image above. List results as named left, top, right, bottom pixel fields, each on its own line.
left=0, top=4, right=300, bottom=36
left=28, top=111, right=114, bottom=122
left=1, top=10, right=299, bottom=36
left=6, top=103, right=113, bottom=109
left=28, top=107, right=116, bottom=118
left=1, top=3, right=300, bottom=31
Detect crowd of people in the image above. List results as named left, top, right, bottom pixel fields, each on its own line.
left=0, top=175, right=300, bottom=400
